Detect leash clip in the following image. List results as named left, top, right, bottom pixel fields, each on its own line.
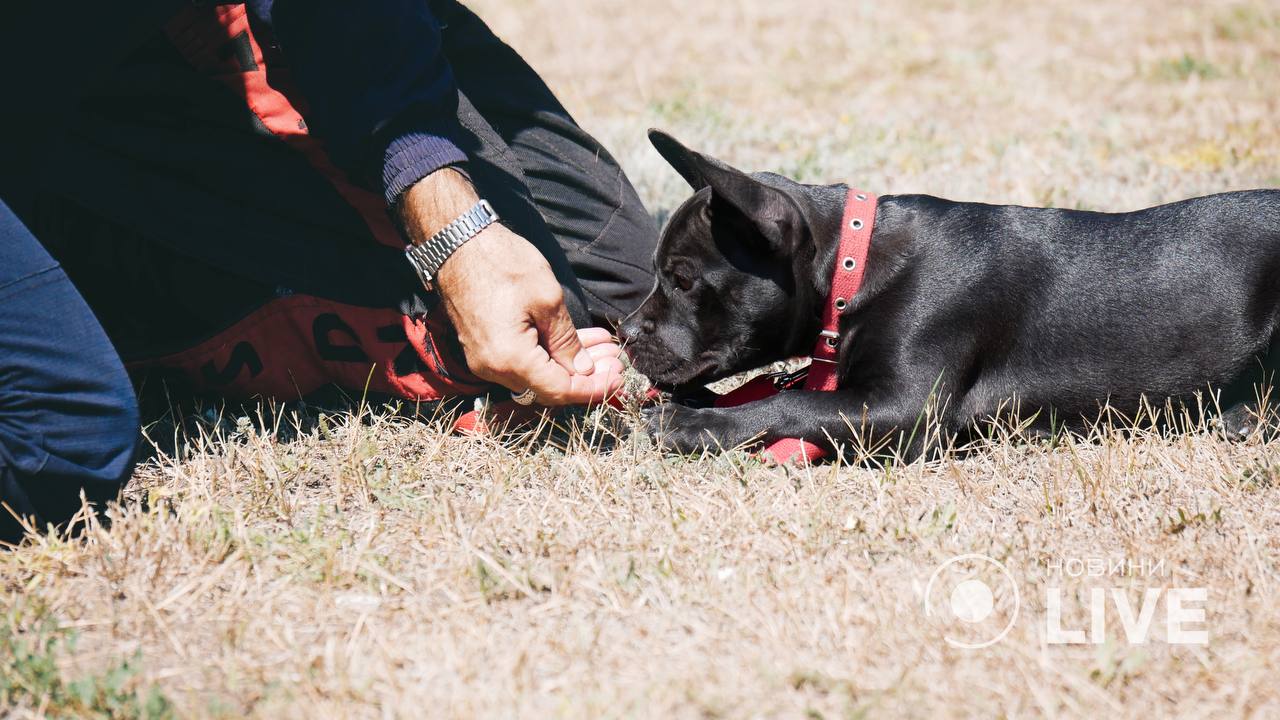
left=771, top=365, right=811, bottom=390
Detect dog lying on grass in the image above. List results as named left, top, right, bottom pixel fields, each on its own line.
left=621, top=130, right=1280, bottom=459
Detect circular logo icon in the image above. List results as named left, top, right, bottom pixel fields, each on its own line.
left=923, top=554, right=1020, bottom=649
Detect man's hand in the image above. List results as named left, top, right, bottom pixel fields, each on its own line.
left=399, top=168, right=623, bottom=405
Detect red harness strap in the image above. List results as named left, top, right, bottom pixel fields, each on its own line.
left=717, top=188, right=879, bottom=464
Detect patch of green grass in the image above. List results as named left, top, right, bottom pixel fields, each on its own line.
left=1164, top=506, right=1223, bottom=535
left=1154, top=54, right=1220, bottom=82
left=0, top=602, right=173, bottom=719
left=1213, top=3, right=1279, bottom=41
left=648, top=88, right=729, bottom=129
left=1236, top=460, right=1278, bottom=491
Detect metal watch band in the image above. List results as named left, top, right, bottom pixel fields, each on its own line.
left=405, top=199, right=500, bottom=289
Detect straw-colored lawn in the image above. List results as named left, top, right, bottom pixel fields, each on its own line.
left=3, top=0, right=1279, bottom=716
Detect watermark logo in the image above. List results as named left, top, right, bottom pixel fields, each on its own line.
left=924, top=555, right=1210, bottom=649
left=1041, top=557, right=1208, bottom=645
left=923, top=554, right=1021, bottom=649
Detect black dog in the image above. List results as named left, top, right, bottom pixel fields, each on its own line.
left=621, top=130, right=1280, bottom=458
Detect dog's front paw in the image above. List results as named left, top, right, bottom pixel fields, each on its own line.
left=1216, top=403, right=1260, bottom=441
left=642, top=403, right=736, bottom=454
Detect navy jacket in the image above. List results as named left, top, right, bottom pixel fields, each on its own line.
left=1, top=1, right=465, bottom=210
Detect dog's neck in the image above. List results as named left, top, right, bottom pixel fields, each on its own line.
left=779, top=183, right=862, bottom=357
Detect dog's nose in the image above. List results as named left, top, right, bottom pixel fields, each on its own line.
left=618, top=321, right=637, bottom=344
left=618, top=317, right=653, bottom=344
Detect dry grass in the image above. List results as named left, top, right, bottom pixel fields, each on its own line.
left=4, top=0, right=1280, bottom=717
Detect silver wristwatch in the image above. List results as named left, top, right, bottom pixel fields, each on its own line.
left=405, top=199, right=500, bottom=289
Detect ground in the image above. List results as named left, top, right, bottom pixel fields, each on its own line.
left=4, top=0, right=1280, bottom=717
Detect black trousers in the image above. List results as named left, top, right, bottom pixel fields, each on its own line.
left=30, top=0, right=657, bottom=363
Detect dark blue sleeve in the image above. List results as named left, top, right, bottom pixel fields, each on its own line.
left=247, top=0, right=469, bottom=206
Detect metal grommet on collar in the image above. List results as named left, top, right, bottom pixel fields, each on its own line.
left=855, top=193, right=868, bottom=201
left=834, top=297, right=848, bottom=311
left=850, top=218, right=864, bottom=230
left=842, top=257, right=857, bottom=271
left=825, top=336, right=839, bottom=348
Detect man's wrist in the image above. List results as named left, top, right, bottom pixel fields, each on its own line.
left=397, top=166, right=482, bottom=246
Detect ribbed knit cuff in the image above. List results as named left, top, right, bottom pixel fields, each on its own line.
left=381, top=132, right=468, bottom=206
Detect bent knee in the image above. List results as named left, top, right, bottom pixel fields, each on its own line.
left=1, top=370, right=140, bottom=491
left=77, top=373, right=142, bottom=489
left=93, top=384, right=141, bottom=487
left=0, top=389, right=138, bottom=541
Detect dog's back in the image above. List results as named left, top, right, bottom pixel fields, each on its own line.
left=860, top=189, right=1280, bottom=421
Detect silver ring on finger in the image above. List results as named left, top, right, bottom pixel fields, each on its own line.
left=511, top=388, right=537, bottom=406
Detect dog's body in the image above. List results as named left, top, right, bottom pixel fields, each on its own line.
left=622, top=131, right=1280, bottom=457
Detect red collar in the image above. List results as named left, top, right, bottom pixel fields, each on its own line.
left=804, top=187, right=879, bottom=392
left=714, top=187, right=879, bottom=464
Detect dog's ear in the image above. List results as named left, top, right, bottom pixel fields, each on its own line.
left=649, top=129, right=803, bottom=255
left=705, top=171, right=803, bottom=256
left=648, top=129, right=716, bottom=189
